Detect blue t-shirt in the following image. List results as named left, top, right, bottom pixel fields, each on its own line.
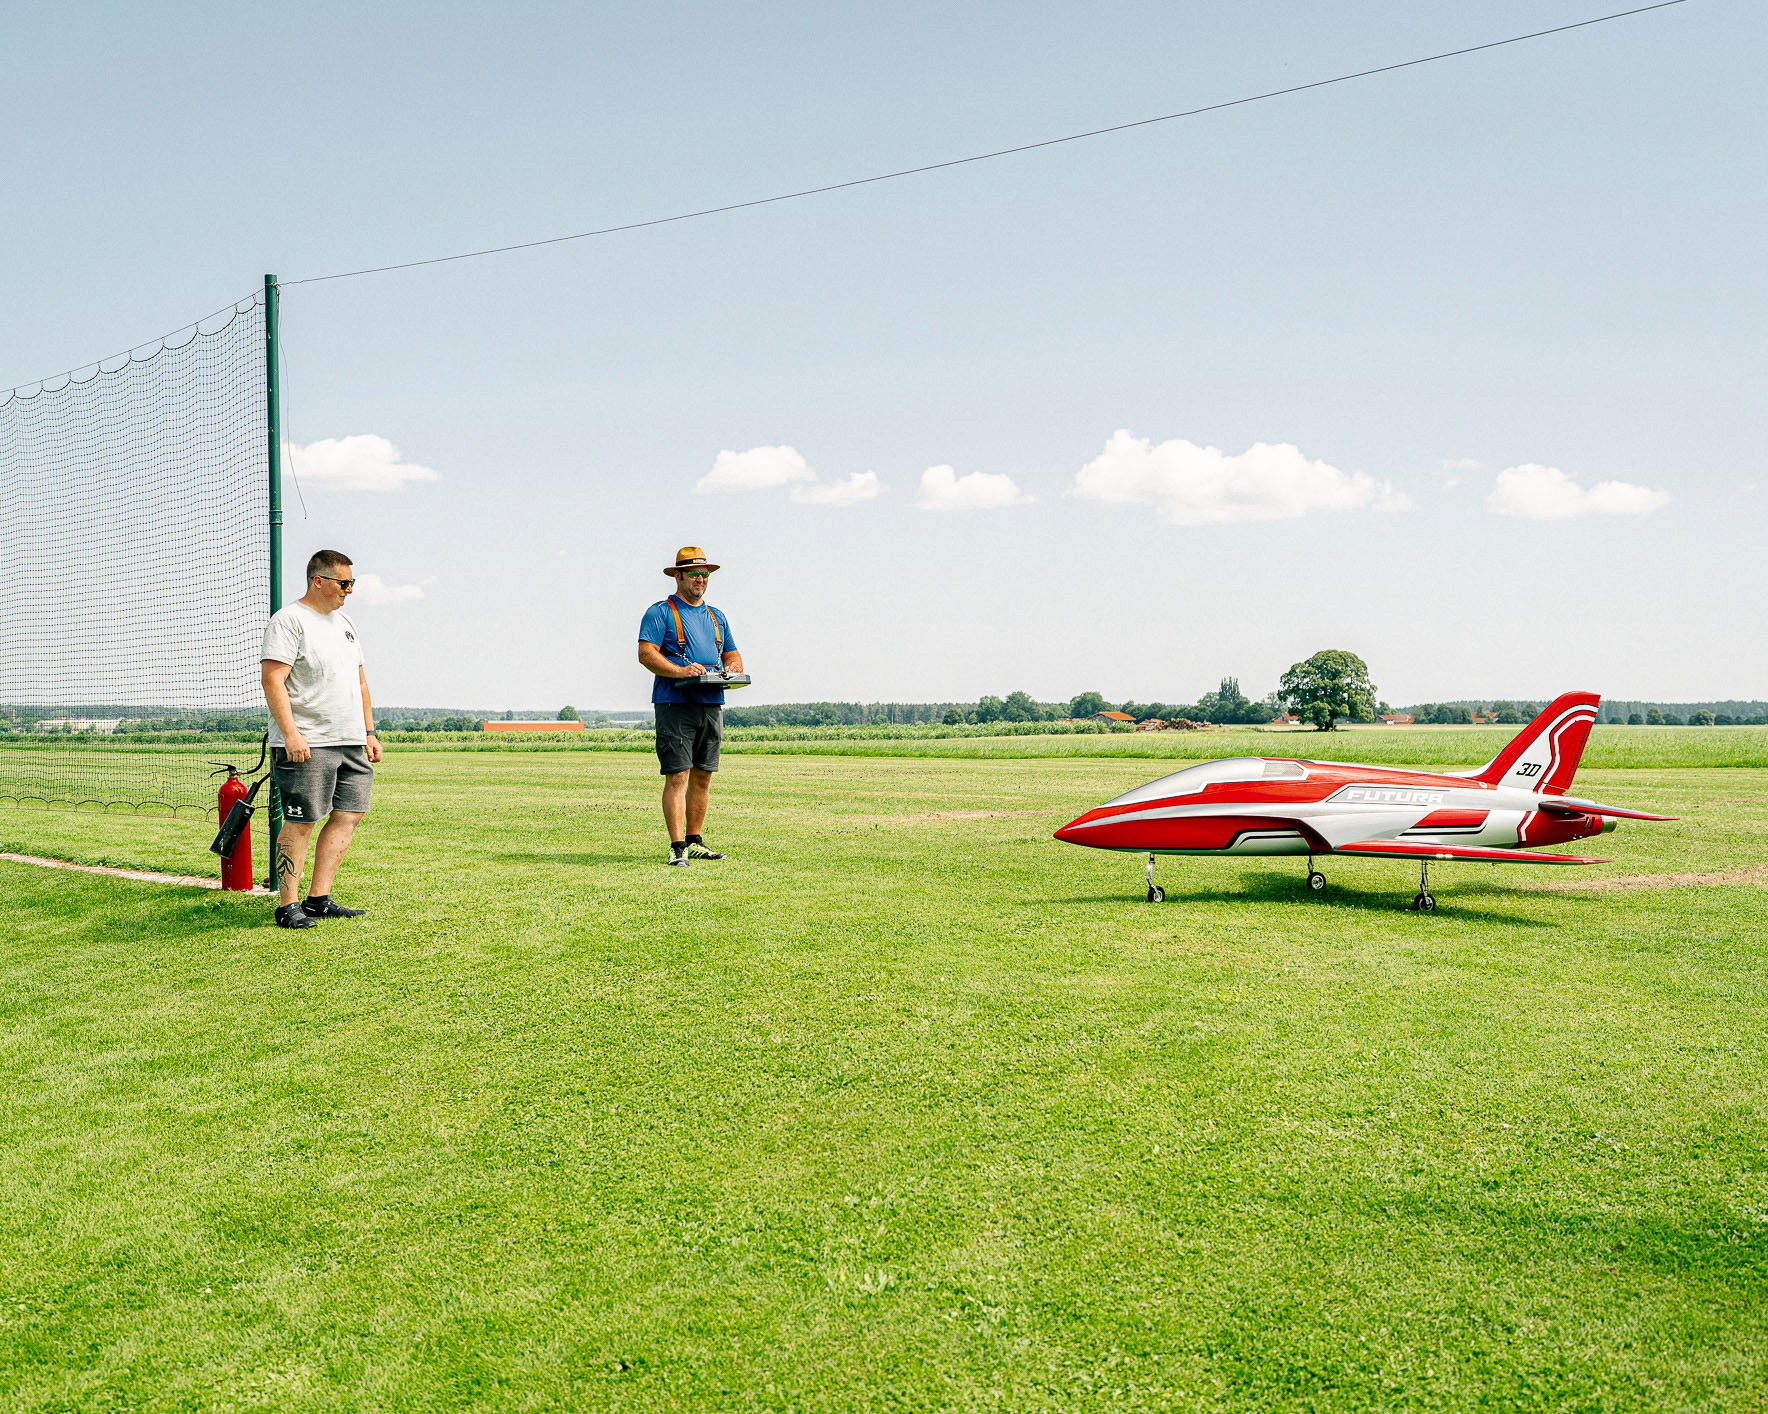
left=639, top=597, right=738, bottom=705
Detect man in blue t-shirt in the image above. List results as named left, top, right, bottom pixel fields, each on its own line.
left=638, top=546, right=745, bottom=866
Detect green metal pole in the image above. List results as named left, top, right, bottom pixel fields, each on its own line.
left=265, top=273, right=283, bottom=893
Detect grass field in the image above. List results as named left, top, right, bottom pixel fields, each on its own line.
left=3, top=745, right=1766, bottom=1409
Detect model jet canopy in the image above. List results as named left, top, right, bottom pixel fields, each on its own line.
left=1102, top=756, right=1309, bottom=808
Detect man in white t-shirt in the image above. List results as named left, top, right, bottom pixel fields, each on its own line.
left=260, top=549, right=384, bottom=929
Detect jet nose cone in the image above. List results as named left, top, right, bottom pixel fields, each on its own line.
left=1054, top=810, right=1097, bottom=845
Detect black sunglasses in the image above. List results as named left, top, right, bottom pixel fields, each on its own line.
left=318, top=575, right=356, bottom=590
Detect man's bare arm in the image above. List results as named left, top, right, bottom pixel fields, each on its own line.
left=359, top=666, right=382, bottom=762
left=261, top=660, right=310, bottom=761
left=721, top=649, right=744, bottom=673
left=638, top=641, right=710, bottom=679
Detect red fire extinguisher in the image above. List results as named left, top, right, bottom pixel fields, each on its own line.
left=216, top=765, right=254, bottom=891
left=209, top=738, right=269, bottom=893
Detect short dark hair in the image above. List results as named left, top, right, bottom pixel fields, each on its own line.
left=305, top=549, right=353, bottom=583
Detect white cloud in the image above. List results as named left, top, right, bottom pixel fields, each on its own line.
left=1486, top=463, right=1671, bottom=519
left=697, top=445, right=814, bottom=493
left=349, top=572, right=426, bottom=606
left=1070, top=429, right=1405, bottom=525
left=697, top=445, right=882, bottom=507
left=790, top=471, right=884, bottom=506
left=287, top=434, right=440, bottom=492
left=914, top=464, right=1034, bottom=511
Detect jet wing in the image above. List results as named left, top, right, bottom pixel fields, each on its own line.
left=1304, top=810, right=1431, bottom=851
left=1332, top=839, right=1605, bottom=865
left=1537, top=797, right=1677, bottom=822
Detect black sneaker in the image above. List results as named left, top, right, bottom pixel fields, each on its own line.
left=684, top=842, right=726, bottom=860
left=275, top=902, right=319, bottom=930
left=302, top=896, right=366, bottom=918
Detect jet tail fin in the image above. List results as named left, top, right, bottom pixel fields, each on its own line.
left=1459, top=691, right=1601, bottom=795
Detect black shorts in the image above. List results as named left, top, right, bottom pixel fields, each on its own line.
left=273, top=745, right=374, bottom=823
left=654, top=703, right=723, bottom=775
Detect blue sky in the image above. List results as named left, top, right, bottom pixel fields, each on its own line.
left=5, top=1, right=1762, bottom=709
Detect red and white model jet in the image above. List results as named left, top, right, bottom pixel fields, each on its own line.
left=1054, top=692, right=1673, bottom=910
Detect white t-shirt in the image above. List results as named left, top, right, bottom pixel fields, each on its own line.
left=260, top=602, right=367, bottom=747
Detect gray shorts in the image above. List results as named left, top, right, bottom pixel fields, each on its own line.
left=654, top=703, right=723, bottom=774
left=273, top=745, right=374, bottom=823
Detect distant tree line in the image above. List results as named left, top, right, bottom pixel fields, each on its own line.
left=8, top=683, right=1766, bottom=736
left=1403, top=700, right=1768, bottom=726
left=725, top=662, right=1351, bottom=729
left=717, top=676, right=1340, bottom=729
left=721, top=701, right=964, bottom=727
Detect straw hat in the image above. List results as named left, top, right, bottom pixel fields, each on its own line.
left=664, top=546, right=720, bottom=575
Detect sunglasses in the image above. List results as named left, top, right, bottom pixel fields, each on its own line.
left=318, top=575, right=356, bottom=590
left=677, top=569, right=711, bottom=578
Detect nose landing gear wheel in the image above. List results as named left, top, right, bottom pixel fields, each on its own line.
left=1147, top=885, right=1165, bottom=903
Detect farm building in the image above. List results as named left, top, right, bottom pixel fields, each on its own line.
left=33, top=718, right=124, bottom=734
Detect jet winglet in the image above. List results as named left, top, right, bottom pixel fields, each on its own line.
left=1333, top=839, right=1606, bottom=865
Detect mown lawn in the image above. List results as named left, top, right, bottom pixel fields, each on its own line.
left=2, top=750, right=1765, bottom=1409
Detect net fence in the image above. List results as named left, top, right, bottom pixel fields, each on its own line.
left=0, top=293, right=269, bottom=817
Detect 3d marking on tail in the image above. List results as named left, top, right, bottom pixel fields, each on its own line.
left=1054, top=691, right=1675, bottom=910
left=1456, top=690, right=1599, bottom=795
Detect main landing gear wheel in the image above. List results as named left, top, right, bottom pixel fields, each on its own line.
left=1147, top=885, right=1166, bottom=904
left=1307, top=871, right=1326, bottom=893
left=1410, top=860, right=1437, bottom=912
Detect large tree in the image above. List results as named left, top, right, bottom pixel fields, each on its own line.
left=1068, top=690, right=1108, bottom=719
left=1279, top=650, right=1377, bottom=731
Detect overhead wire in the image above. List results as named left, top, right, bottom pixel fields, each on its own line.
left=284, top=1, right=1688, bottom=289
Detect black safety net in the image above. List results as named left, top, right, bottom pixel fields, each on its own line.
left=0, top=294, right=269, bottom=816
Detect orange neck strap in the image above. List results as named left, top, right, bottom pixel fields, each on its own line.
left=667, top=595, right=723, bottom=658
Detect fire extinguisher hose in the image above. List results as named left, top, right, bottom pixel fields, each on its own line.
left=208, top=734, right=272, bottom=857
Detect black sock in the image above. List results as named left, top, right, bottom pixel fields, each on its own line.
left=685, top=834, right=703, bottom=845
left=670, top=840, right=687, bottom=854
left=304, top=894, right=330, bottom=907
